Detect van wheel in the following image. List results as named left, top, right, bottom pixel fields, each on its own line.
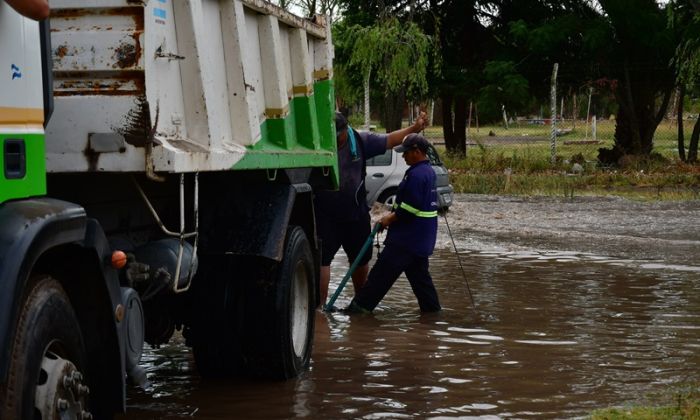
left=241, top=225, right=315, bottom=379
left=378, top=188, right=398, bottom=208
left=0, top=275, right=91, bottom=420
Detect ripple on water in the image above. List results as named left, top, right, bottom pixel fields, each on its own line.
left=467, top=335, right=504, bottom=341
left=514, top=340, right=579, bottom=345
left=439, top=377, right=472, bottom=384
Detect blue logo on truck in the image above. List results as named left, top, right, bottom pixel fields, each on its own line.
left=11, top=64, right=21, bottom=80
left=154, top=6, right=167, bottom=25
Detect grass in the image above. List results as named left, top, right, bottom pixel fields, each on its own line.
left=422, top=119, right=700, bottom=200
left=591, top=384, right=700, bottom=419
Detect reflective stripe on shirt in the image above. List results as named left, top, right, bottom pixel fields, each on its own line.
left=398, top=202, right=438, bottom=218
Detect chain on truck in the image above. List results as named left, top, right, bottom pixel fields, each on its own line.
left=0, top=1, right=338, bottom=418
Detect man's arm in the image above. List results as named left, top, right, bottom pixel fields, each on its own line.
left=385, top=111, right=428, bottom=149
left=5, top=0, right=49, bottom=20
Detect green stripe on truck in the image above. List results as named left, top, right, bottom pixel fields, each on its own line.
left=0, top=133, right=46, bottom=204
left=233, top=79, right=339, bottom=188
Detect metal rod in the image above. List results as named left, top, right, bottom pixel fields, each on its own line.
left=442, top=213, right=477, bottom=312
left=131, top=176, right=196, bottom=239
left=174, top=172, right=199, bottom=294
left=131, top=175, right=199, bottom=294
left=173, top=172, right=199, bottom=293
left=172, top=174, right=185, bottom=292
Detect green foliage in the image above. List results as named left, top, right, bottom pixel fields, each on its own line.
left=332, top=20, right=364, bottom=106
left=478, top=60, right=530, bottom=121
left=346, top=17, right=434, bottom=97
left=670, top=0, right=700, bottom=86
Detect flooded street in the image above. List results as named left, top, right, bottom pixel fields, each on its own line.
left=120, top=195, right=700, bottom=419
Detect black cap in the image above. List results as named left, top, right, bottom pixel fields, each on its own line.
left=394, top=133, right=430, bottom=153
left=335, top=112, right=348, bottom=133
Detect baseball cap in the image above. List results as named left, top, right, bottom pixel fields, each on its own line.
left=394, top=133, right=430, bottom=153
left=335, top=112, right=348, bottom=134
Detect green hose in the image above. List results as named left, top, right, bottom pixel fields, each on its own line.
left=324, top=223, right=382, bottom=312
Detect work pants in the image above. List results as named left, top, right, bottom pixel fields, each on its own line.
left=353, top=243, right=441, bottom=312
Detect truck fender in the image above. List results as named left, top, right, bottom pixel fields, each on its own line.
left=0, top=198, right=125, bottom=415
left=0, top=198, right=86, bottom=380
left=199, top=181, right=318, bottom=262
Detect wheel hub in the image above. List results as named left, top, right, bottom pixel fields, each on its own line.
left=291, top=261, right=310, bottom=357
left=34, top=351, right=91, bottom=420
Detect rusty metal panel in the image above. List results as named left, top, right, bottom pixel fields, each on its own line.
left=51, top=7, right=144, bottom=96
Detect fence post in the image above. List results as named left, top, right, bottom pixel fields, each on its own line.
left=429, top=100, right=435, bottom=126
left=592, top=115, right=597, bottom=141
left=560, top=97, right=564, bottom=124
left=550, top=63, right=559, bottom=164
left=585, top=87, right=593, bottom=140
left=467, top=101, right=473, bottom=140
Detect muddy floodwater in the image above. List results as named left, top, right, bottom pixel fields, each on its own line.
left=119, top=195, right=700, bottom=419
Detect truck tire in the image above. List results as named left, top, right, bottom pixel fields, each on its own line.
left=190, top=255, right=244, bottom=378
left=1, top=275, right=91, bottom=420
left=241, top=225, right=315, bottom=379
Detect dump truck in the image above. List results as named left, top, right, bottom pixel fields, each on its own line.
left=0, top=1, right=337, bottom=418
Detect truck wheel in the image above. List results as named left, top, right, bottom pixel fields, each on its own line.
left=1, top=275, right=91, bottom=420
left=241, top=225, right=315, bottom=379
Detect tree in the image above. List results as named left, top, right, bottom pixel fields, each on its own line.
left=336, top=0, right=496, bottom=154
left=593, top=0, right=680, bottom=163
left=478, top=61, right=530, bottom=124
left=496, top=0, right=681, bottom=163
left=423, top=0, right=495, bottom=156
left=336, top=14, right=435, bottom=131
left=671, top=0, right=700, bottom=162
left=295, top=0, right=343, bottom=22
left=276, top=0, right=294, bottom=10
left=355, top=18, right=433, bottom=131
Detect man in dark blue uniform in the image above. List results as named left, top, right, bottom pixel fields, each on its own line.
left=315, top=113, right=427, bottom=307
left=347, top=133, right=441, bottom=313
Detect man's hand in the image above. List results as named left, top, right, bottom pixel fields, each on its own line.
left=387, top=111, right=429, bottom=149
left=379, top=213, right=398, bottom=230
left=412, top=111, right=428, bottom=133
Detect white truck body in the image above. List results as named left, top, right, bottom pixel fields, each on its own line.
left=46, top=0, right=335, bottom=173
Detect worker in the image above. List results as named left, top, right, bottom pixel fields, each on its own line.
left=346, top=133, right=440, bottom=313
left=315, top=112, right=427, bottom=309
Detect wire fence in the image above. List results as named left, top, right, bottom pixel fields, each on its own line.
left=420, top=117, right=696, bottom=165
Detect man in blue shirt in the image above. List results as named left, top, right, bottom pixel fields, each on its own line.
left=347, top=133, right=441, bottom=313
left=315, top=113, right=427, bottom=308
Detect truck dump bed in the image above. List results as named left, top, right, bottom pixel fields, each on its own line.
left=46, top=0, right=337, bottom=176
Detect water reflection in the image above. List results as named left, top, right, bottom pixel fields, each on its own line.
left=119, top=245, right=700, bottom=419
